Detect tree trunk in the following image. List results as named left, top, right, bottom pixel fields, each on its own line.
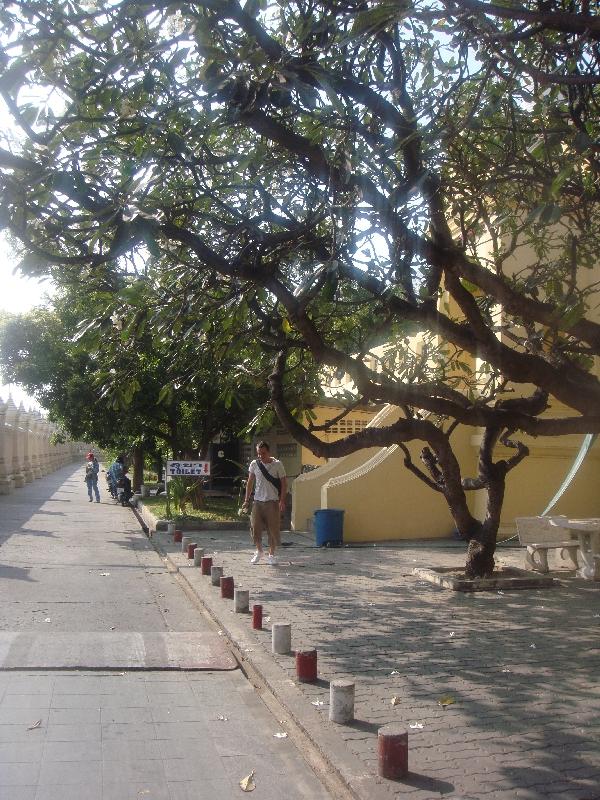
left=464, top=526, right=497, bottom=578
left=131, top=445, right=144, bottom=494
left=464, top=470, right=505, bottom=578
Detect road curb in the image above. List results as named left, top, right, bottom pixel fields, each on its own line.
left=150, top=528, right=396, bottom=800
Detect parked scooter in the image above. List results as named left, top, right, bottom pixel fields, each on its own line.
left=116, top=471, right=132, bottom=506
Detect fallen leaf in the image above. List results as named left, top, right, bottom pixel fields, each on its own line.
left=449, top=632, right=455, bottom=637
left=243, top=648, right=254, bottom=653
left=273, top=732, right=288, bottom=738
left=109, top=626, right=116, bottom=631
left=389, top=670, right=400, bottom=676
left=216, top=715, right=228, bottom=721
left=530, top=643, right=536, bottom=649
left=100, top=572, right=110, bottom=577
left=44, top=618, right=51, bottom=623
left=27, top=719, right=42, bottom=730
left=502, top=668, right=511, bottom=673
left=438, top=695, right=455, bottom=708
left=239, top=770, right=256, bottom=792
left=311, top=700, right=324, bottom=707
left=263, top=616, right=271, bottom=624
left=497, top=590, right=504, bottom=595
left=391, top=696, right=400, bottom=706
left=409, top=722, right=424, bottom=730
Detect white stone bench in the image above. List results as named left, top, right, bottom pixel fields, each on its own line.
left=515, top=516, right=580, bottom=574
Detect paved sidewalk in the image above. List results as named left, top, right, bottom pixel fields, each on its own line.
left=150, top=523, right=600, bottom=800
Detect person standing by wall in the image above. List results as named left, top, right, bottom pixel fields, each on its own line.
left=84, top=451, right=100, bottom=503
left=242, top=441, right=287, bottom=565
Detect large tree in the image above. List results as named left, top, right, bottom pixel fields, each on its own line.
left=0, top=0, right=599, bottom=576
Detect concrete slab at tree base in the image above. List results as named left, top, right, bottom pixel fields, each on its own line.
left=413, top=566, right=557, bottom=591
left=0, top=631, right=238, bottom=670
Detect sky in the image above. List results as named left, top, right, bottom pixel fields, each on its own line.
left=0, top=233, right=54, bottom=411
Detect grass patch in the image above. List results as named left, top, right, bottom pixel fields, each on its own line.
left=142, top=495, right=240, bottom=522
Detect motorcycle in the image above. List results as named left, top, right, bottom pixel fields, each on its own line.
left=116, top=476, right=132, bottom=506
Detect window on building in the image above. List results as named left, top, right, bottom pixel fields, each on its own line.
left=240, top=444, right=252, bottom=465
left=277, top=443, right=298, bottom=459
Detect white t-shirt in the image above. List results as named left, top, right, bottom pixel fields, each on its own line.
left=249, top=458, right=286, bottom=502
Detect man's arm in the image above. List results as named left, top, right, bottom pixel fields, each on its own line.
left=243, top=471, right=255, bottom=507
left=279, top=475, right=288, bottom=512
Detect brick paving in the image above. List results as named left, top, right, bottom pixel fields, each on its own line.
left=153, top=525, right=600, bottom=800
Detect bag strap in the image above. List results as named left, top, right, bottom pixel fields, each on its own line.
left=256, top=460, right=282, bottom=498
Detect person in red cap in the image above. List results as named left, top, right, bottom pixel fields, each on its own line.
left=84, top=452, right=100, bottom=502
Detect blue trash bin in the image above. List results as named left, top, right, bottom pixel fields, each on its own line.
left=314, top=509, right=344, bottom=547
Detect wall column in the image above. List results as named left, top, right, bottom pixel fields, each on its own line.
left=0, top=400, right=13, bottom=494
left=21, top=409, right=35, bottom=483
left=10, top=400, right=26, bottom=489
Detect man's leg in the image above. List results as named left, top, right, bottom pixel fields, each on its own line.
left=250, top=503, right=265, bottom=563
left=93, top=479, right=100, bottom=502
left=265, top=501, right=281, bottom=562
left=86, top=480, right=93, bottom=501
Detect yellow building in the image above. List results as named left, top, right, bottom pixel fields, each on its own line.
left=291, top=262, right=600, bottom=541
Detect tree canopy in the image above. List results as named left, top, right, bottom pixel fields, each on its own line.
left=0, top=0, right=599, bottom=575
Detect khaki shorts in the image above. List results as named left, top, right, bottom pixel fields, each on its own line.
left=251, top=500, right=281, bottom=550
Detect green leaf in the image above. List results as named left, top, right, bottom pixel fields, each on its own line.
left=539, top=204, right=562, bottom=225
left=349, top=4, right=408, bottom=38
left=560, top=303, right=585, bottom=330
left=550, top=165, right=574, bottom=198
left=166, top=132, right=187, bottom=154
left=158, top=384, right=174, bottom=404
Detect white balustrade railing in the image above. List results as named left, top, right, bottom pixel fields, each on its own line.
left=0, top=397, right=88, bottom=494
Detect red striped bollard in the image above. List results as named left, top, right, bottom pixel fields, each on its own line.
left=187, top=542, right=197, bottom=559
left=220, top=575, right=234, bottom=599
left=295, top=649, right=318, bottom=683
left=378, top=724, right=408, bottom=779
left=252, top=604, right=263, bottom=630
left=200, top=556, right=212, bottom=576
left=173, top=529, right=182, bottom=543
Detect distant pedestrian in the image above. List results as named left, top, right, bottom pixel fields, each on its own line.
left=242, top=441, right=287, bottom=565
left=84, top=451, right=100, bottom=503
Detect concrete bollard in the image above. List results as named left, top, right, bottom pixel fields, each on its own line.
left=296, top=649, right=317, bottom=683
left=378, top=724, right=408, bottom=779
left=193, top=548, right=204, bottom=567
left=181, top=536, right=192, bottom=553
left=211, top=565, right=224, bottom=586
left=200, top=556, right=213, bottom=576
left=329, top=680, right=355, bottom=724
left=174, top=529, right=182, bottom=543
left=234, top=589, right=249, bottom=613
left=252, top=604, right=263, bottom=630
left=167, top=522, right=175, bottom=536
left=187, top=542, right=197, bottom=559
left=272, top=623, right=291, bottom=654
left=220, top=576, right=234, bottom=599
left=141, top=484, right=150, bottom=498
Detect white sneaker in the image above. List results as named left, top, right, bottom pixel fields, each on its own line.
left=250, top=551, right=261, bottom=565
left=267, top=554, right=277, bottom=565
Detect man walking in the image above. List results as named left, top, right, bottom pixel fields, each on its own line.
left=242, top=441, right=287, bottom=565
left=84, top=451, right=100, bottom=503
